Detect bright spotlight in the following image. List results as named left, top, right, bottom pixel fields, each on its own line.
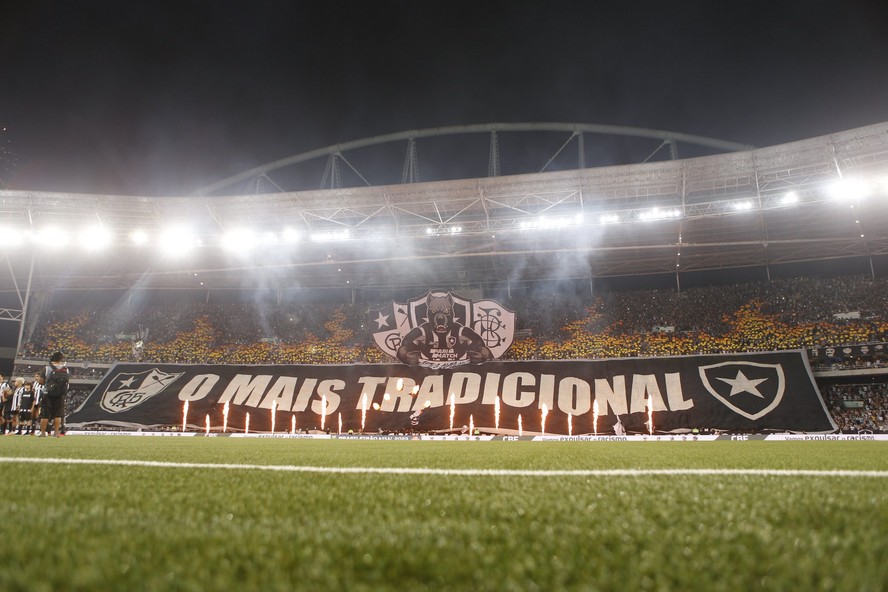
left=599, top=214, right=620, bottom=224
left=158, top=226, right=199, bottom=256
left=0, top=225, right=22, bottom=248
left=780, top=191, right=799, bottom=206
left=309, top=229, right=350, bottom=242
left=639, top=208, right=681, bottom=222
left=828, top=178, right=870, bottom=201
left=130, top=229, right=149, bottom=245
left=36, top=226, right=70, bottom=249
left=78, top=225, right=113, bottom=251
left=221, top=228, right=257, bottom=253
left=732, top=200, right=754, bottom=211
left=282, top=227, right=300, bottom=243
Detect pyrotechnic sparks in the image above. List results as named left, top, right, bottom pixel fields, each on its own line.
left=423, top=400, right=431, bottom=408
left=541, top=403, right=549, bottom=435
left=361, top=393, right=368, bottom=432
left=321, top=395, right=328, bottom=431
left=518, top=414, right=523, bottom=437
left=291, top=414, right=296, bottom=435
left=396, top=378, right=404, bottom=391
left=593, top=399, right=600, bottom=436
left=411, top=385, right=420, bottom=396
left=182, top=400, right=189, bottom=432
left=338, top=413, right=342, bottom=435
left=205, top=414, right=210, bottom=436
left=647, top=396, right=654, bottom=435
left=567, top=412, right=573, bottom=436
left=223, top=400, right=230, bottom=433
left=372, top=402, right=380, bottom=411
left=449, top=393, right=456, bottom=431
left=494, top=395, right=500, bottom=430
left=270, top=400, right=278, bottom=435
left=383, top=393, right=391, bottom=401
left=245, top=412, right=250, bottom=435
left=469, top=415, right=474, bottom=436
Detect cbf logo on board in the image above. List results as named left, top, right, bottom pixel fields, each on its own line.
left=370, top=291, right=516, bottom=368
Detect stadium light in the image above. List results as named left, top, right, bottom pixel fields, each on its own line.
left=0, top=225, right=22, bottom=248
left=732, top=200, right=754, bottom=211
left=309, top=229, right=350, bottom=242
left=780, top=191, right=799, bottom=206
left=282, top=227, right=300, bottom=243
left=599, top=214, right=620, bottom=224
left=221, top=228, right=258, bottom=253
left=129, top=229, right=150, bottom=246
left=827, top=178, right=870, bottom=201
left=35, top=226, right=70, bottom=249
left=158, top=225, right=199, bottom=256
left=639, top=208, right=681, bottom=222
left=78, top=225, right=113, bottom=251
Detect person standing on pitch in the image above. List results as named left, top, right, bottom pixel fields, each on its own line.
left=38, top=352, right=69, bottom=438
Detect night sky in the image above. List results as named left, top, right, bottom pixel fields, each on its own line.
left=2, top=0, right=887, bottom=196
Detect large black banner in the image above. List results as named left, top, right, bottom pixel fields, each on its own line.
left=67, top=351, right=837, bottom=433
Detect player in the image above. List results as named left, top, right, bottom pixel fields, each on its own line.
left=14, top=380, right=36, bottom=435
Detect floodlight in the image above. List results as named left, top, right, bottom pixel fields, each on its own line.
left=780, top=191, right=799, bottom=206
left=158, top=225, right=199, bottom=256
left=221, top=228, right=257, bottom=253
left=599, top=214, right=620, bottom=224
left=827, top=178, right=870, bottom=201
left=732, top=200, right=754, bottom=211
left=78, top=225, right=113, bottom=251
left=282, top=227, right=300, bottom=243
left=309, top=229, right=350, bottom=242
left=130, top=229, right=149, bottom=245
left=639, top=208, right=680, bottom=222
left=36, top=226, right=70, bottom=249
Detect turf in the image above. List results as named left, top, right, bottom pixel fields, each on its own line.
left=1, top=438, right=886, bottom=591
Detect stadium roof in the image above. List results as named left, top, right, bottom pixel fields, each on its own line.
left=0, top=121, right=887, bottom=296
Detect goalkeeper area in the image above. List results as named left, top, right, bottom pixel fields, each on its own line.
left=0, top=438, right=885, bottom=590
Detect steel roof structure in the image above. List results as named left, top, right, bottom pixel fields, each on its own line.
left=0, top=122, right=887, bottom=306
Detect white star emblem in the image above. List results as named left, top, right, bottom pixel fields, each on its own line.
left=716, top=370, right=767, bottom=398
left=374, top=311, right=390, bottom=329
left=118, top=376, right=137, bottom=388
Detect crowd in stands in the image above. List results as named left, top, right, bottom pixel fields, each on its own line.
left=13, top=275, right=888, bottom=431
left=821, top=383, right=888, bottom=432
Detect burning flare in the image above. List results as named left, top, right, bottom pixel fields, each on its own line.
left=518, top=414, right=523, bottom=437
left=182, top=400, right=189, bottom=433
left=567, top=413, right=573, bottom=437
left=411, top=385, right=420, bottom=396
left=361, top=393, right=368, bottom=433
left=245, top=412, right=250, bottom=435
left=469, top=415, right=474, bottom=436
left=270, top=400, right=278, bottom=435
left=593, top=399, right=599, bottom=436
left=223, top=400, right=230, bottom=433
left=291, top=414, right=296, bottom=435
left=541, top=403, right=549, bottom=435
left=396, top=378, right=404, bottom=391
left=338, top=412, right=343, bottom=435
left=205, top=414, right=210, bottom=436
left=647, top=396, right=655, bottom=435
left=321, top=395, right=328, bottom=431
left=449, top=393, right=456, bottom=432
left=494, top=395, right=500, bottom=430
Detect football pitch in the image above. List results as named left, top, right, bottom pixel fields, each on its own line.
left=1, top=438, right=886, bottom=591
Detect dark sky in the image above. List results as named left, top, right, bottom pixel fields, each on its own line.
left=2, top=0, right=887, bottom=196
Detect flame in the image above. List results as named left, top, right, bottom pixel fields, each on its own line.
left=518, top=414, right=523, bottom=437
left=396, top=378, right=404, bottom=391
left=372, top=402, right=380, bottom=411
left=383, top=393, right=391, bottom=401
left=449, top=393, right=455, bottom=431
left=411, top=385, right=420, bottom=395
left=593, top=399, right=600, bottom=436
left=271, top=400, right=278, bottom=435
left=245, top=412, right=250, bottom=435
left=361, top=393, right=368, bottom=432
left=424, top=400, right=431, bottom=408
left=321, top=395, right=327, bottom=431
left=338, top=412, right=342, bottom=435
left=647, top=396, right=654, bottom=435
left=541, top=403, right=549, bottom=435
left=182, top=400, right=189, bottom=433
left=205, top=414, right=210, bottom=436
left=494, top=395, right=500, bottom=430
left=223, top=400, right=230, bottom=433
left=291, top=414, right=296, bottom=435
left=567, top=413, right=573, bottom=436
left=469, top=414, right=474, bottom=436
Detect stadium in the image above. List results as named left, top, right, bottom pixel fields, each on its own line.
left=1, top=122, right=887, bottom=590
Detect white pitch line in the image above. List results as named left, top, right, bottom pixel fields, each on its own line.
left=1, top=457, right=887, bottom=478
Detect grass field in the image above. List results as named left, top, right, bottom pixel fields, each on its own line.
left=1, top=438, right=886, bottom=591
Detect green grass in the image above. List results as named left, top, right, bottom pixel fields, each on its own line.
left=1, top=438, right=886, bottom=591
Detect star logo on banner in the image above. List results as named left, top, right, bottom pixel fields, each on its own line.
left=374, top=311, right=390, bottom=329
left=716, top=370, right=767, bottom=398
left=118, top=376, right=137, bottom=388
